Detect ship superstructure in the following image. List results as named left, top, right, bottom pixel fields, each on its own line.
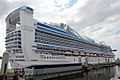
left=5, top=6, right=115, bottom=69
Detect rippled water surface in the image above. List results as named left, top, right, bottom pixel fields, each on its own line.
left=49, top=65, right=120, bottom=80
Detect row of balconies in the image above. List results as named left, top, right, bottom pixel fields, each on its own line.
left=35, top=33, right=102, bottom=51
left=35, top=36, right=76, bottom=45
left=5, top=30, right=22, bottom=54
left=35, top=30, right=112, bottom=53
left=37, top=27, right=111, bottom=48
left=6, top=41, right=21, bottom=45
left=6, top=37, right=21, bottom=43
left=6, top=34, right=21, bottom=40
left=6, top=45, right=21, bottom=49
left=35, top=39, right=103, bottom=53
left=36, top=43, right=78, bottom=52
left=6, top=43, right=21, bottom=48
left=6, top=30, right=21, bottom=36
left=33, top=42, right=114, bottom=57
left=36, top=43, right=114, bottom=57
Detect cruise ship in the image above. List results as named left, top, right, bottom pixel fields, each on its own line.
left=5, top=6, right=115, bottom=69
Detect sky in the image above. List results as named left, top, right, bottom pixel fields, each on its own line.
left=0, top=0, right=120, bottom=58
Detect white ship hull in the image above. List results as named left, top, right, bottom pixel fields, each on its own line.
left=5, top=6, right=115, bottom=69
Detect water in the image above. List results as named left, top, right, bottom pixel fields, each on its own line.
left=49, top=65, right=120, bottom=80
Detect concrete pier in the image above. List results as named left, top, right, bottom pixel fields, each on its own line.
left=0, top=63, right=115, bottom=80
left=24, top=63, right=115, bottom=80
left=0, top=51, right=9, bottom=80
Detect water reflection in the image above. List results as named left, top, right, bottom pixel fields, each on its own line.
left=114, top=66, right=120, bottom=78
left=79, top=67, right=115, bottom=80
left=49, top=66, right=120, bottom=80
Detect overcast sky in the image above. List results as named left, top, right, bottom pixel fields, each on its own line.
left=0, top=0, right=120, bottom=58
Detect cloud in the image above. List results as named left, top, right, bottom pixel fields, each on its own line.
left=0, top=0, right=31, bottom=19
left=59, top=0, right=120, bottom=27
left=56, top=0, right=120, bottom=58
left=0, top=0, right=10, bottom=18
left=0, top=20, right=6, bottom=56
left=53, top=0, right=78, bottom=11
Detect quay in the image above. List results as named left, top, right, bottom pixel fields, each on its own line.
left=24, top=63, right=115, bottom=80
left=0, top=62, right=116, bottom=80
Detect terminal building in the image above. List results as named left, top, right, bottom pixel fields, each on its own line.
left=5, top=6, right=115, bottom=69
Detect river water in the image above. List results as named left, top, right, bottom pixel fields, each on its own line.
left=49, top=65, right=120, bottom=80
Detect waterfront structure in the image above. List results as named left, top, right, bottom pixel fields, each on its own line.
left=0, top=51, right=9, bottom=75
left=5, top=6, right=115, bottom=69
